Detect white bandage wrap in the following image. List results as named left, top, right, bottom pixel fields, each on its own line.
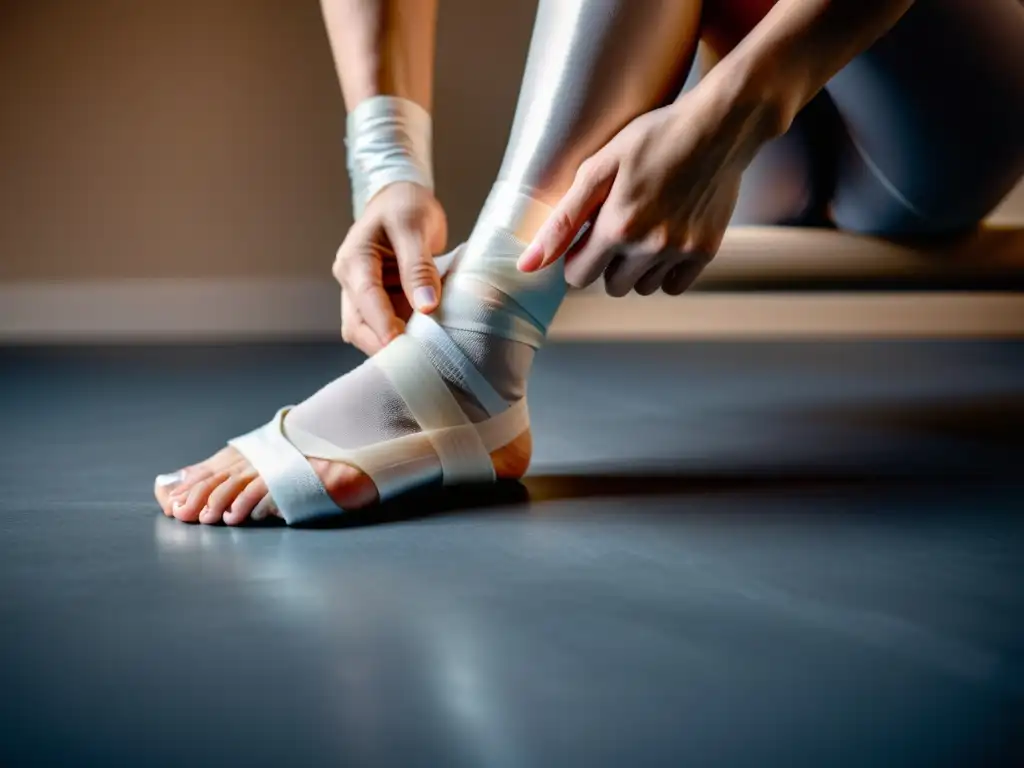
left=223, top=180, right=566, bottom=526
left=436, top=182, right=566, bottom=348
left=346, top=95, right=434, bottom=218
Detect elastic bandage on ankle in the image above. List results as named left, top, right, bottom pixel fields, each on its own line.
left=434, top=182, right=567, bottom=350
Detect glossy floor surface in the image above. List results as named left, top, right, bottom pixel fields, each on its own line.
left=2, top=341, right=1023, bottom=767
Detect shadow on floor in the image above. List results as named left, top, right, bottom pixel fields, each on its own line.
left=802, top=392, right=1024, bottom=449
left=288, top=466, right=1013, bottom=530
left=288, top=393, right=1024, bottom=529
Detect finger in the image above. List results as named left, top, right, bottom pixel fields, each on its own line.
left=518, top=158, right=616, bottom=273
left=603, top=230, right=671, bottom=297
left=563, top=233, right=620, bottom=290
left=563, top=235, right=619, bottom=289
left=388, top=220, right=441, bottom=314
left=635, top=255, right=684, bottom=296
left=604, top=253, right=657, bottom=298
left=342, top=296, right=386, bottom=355
left=350, top=322, right=387, bottom=355
left=662, top=253, right=713, bottom=296
left=342, top=251, right=401, bottom=345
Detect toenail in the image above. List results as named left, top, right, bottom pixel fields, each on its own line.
left=156, top=469, right=186, bottom=489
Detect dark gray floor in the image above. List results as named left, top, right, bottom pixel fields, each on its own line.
left=1, top=340, right=1023, bottom=767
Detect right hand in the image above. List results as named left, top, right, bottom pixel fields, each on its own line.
left=333, top=182, right=448, bottom=355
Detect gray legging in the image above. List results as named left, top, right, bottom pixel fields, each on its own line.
left=730, top=0, right=1024, bottom=238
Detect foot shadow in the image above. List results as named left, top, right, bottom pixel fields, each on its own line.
left=293, top=464, right=1009, bottom=529
left=286, top=391, right=1024, bottom=528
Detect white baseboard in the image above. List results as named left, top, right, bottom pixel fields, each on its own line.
left=2, top=278, right=1022, bottom=342
left=0, top=278, right=342, bottom=342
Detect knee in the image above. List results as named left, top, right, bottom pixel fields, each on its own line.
left=831, top=150, right=984, bottom=240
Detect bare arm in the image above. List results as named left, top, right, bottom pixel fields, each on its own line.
left=704, top=0, right=915, bottom=139
left=521, top=0, right=916, bottom=295
left=320, top=0, right=438, bottom=111
left=322, top=0, right=447, bottom=354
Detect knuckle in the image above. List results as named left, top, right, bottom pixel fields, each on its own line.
left=575, top=158, right=601, bottom=187
left=394, top=205, right=426, bottom=232
left=548, top=209, right=577, bottom=244
left=346, top=272, right=378, bottom=298
left=335, top=245, right=358, bottom=272
left=602, top=216, right=634, bottom=244
left=355, top=279, right=379, bottom=298
left=402, top=259, right=436, bottom=285
left=645, top=227, right=670, bottom=253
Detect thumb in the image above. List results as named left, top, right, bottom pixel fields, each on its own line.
left=517, top=159, right=616, bottom=273
left=388, top=221, right=442, bottom=314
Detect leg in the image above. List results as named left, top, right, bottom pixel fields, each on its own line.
left=825, top=0, right=1024, bottom=237
left=707, top=0, right=1024, bottom=237
left=497, top=0, right=701, bottom=204
left=154, top=0, right=703, bottom=524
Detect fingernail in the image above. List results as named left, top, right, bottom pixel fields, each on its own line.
left=172, top=500, right=184, bottom=513
left=517, top=243, right=543, bottom=272
left=155, top=469, right=186, bottom=489
left=199, top=506, right=212, bottom=523
left=413, top=286, right=437, bottom=311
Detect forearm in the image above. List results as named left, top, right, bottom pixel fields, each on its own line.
left=320, top=0, right=437, bottom=111
left=699, top=0, right=914, bottom=140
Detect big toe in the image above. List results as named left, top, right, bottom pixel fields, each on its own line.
left=153, top=447, right=246, bottom=516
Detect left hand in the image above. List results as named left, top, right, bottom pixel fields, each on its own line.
left=518, top=88, right=773, bottom=296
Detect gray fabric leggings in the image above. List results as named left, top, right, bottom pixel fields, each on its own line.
left=730, top=0, right=1024, bottom=237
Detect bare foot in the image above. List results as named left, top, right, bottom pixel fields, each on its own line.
left=154, top=425, right=530, bottom=526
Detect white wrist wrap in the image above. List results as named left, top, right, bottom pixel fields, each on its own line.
left=345, top=95, right=434, bottom=218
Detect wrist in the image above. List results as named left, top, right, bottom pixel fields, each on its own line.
left=346, top=96, right=434, bottom=218
left=674, top=61, right=786, bottom=171
left=704, top=42, right=798, bottom=144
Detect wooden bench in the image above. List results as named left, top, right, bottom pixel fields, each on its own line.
left=553, top=226, right=1024, bottom=339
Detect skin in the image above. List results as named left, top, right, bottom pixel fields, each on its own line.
left=323, top=0, right=447, bottom=355
left=155, top=0, right=530, bottom=525
left=156, top=0, right=917, bottom=524
left=335, top=181, right=447, bottom=354
left=517, top=0, right=916, bottom=294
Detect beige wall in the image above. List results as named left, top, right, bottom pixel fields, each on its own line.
left=0, top=0, right=534, bottom=280
left=1, top=1, right=1021, bottom=282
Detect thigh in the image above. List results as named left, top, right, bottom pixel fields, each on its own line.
left=826, top=0, right=1024, bottom=236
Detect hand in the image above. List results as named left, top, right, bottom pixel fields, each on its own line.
left=333, top=182, right=448, bottom=355
left=519, top=87, right=775, bottom=296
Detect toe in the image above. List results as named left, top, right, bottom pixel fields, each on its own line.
left=200, top=472, right=254, bottom=525
left=155, top=467, right=190, bottom=515
left=173, top=471, right=230, bottom=523
left=225, top=477, right=270, bottom=526
left=157, top=464, right=214, bottom=516
left=155, top=448, right=246, bottom=516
